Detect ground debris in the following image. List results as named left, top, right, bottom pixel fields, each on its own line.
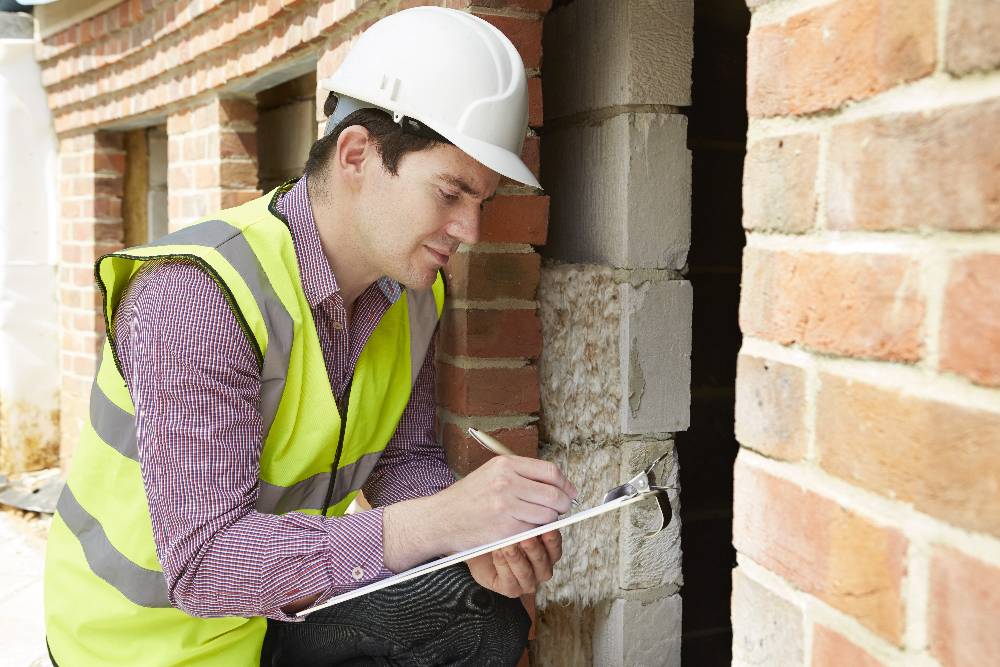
left=0, top=468, right=62, bottom=514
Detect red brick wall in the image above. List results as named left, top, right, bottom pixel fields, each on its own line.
left=56, top=132, right=125, bottom=464
left=735, top=0, right=1000, bottom=664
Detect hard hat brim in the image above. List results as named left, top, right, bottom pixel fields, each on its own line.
left=430, top=121, right=542, bottom=190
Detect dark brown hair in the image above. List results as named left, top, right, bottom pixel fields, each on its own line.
left=304, top=93, right=440, bottom=180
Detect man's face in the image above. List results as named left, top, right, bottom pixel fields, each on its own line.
left=354, top=142, right=501, bottom=290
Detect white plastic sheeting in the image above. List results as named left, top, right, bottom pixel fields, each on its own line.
left=0, top=37, right=60, bottom=472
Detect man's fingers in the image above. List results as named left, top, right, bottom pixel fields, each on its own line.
left=510, top=505, right=559, bottom=526
left=508, top=457, right=579, bottom=501
left=490, top=550, right=522, bottom=598
left=512, top=477, right=574, bottom=515
left=518, top=537, right=554, bottom=583
left=499, top=545, right=536, bottom=594
left=539, top=530, right=562, bottom=565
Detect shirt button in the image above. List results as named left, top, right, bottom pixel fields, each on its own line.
left=333, top=320, right=344, bottom=331
left=351, top=566, right=365, bottom=581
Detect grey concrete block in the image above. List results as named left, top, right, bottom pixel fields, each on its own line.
left=542, top=113, right=691, bottom=271
left=544, top=0, right=693, bottom=118
left=619, top=440, right=682, bottom=591
left=618, top=279, right=692, bottom=434
left=731, top=568, right=804, bottom=666
left=593, top=595, right=683, bottom=667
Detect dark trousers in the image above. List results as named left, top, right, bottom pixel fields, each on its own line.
left=261, top=564, right=531, bottom=667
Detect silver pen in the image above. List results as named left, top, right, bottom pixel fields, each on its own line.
left=467, top=427, right=581, bottom=509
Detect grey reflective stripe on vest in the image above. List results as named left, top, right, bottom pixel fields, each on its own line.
left=57, top=485, right=171, bottom=608
left=256, top=449, right=384, bottom=514
left=406, top=287, right=439, bottom=386
left=90, top=358, right=138, bottom=461
left=141, top=220, right=292, bottom=438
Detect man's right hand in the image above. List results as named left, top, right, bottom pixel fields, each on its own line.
left=433, top=455, right=577, bottom=552
left=381, top=456, right=577, bottom=573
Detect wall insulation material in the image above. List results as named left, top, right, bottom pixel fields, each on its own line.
left=0, top=39, right=60, bottom=473
left=536, top=264, right=682, bottom=607
left=538, top=263, right=621, bottom=446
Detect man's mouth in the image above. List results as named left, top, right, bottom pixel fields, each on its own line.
left=425, top=246, right=452, bottom=265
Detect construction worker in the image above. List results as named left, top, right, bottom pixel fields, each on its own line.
left=44, top=7, right=576, bottom=666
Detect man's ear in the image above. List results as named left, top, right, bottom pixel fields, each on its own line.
left=334, top=125, right=372, bottom=188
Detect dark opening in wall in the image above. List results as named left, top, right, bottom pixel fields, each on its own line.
left=256, top=72, right=317, bottom=193
left=123, top=125, right=168, bottom=246
left=676, top=1, right=750, bottom=664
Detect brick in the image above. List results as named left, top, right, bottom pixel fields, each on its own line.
left=520, top=134, right=540, bottom=180
left=812, top=625, right=885, bottom=667
left=747, top=0, right=936, bottom=117
left=440, top=308, right=542, bottom=359
left=734, top=354, right=807, bottom=461
left=442, top=422, right=538, bottom=476
left=946, top=0, right=1000, bottom=75
left=94, top=132, right=124, bottom=151
left=731, top=568, right=804, bottom=666
left=217, top=98, right=258, bottom=127
left=479, top=195, right=548, bottom=245
left=527, top=76, right=542, bottom=128
left=436, top=362, right=539, bottom=415
left=93, top=151, right=127, bottom=175
left=816, top=372, right=1000, bottom=537
left=733, top=458, right=907, bottom=643
left=929, top=547, right=1000, bottom=667
left=93, top=175, right=124, bottom=198
left=219, top=189, right=262, bottom=209
left=444, top=251, right=540, bottom=301
left=940, top=254, right=1000, bottom=386
left=827, top=100, right=1000, bottom=231
left=742, top=133, right=818, bottom=233
left=476, top=14, right=542, bottom=70
left=219, top=130, right=257, bottom=159
left=740, top=249, right=925, bottom=362
left=219, top=160, right=259, bottom=188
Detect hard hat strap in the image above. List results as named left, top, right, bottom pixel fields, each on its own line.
left=395, top=115, right=451, bottom=145
left=323, top=94, right=450, bottom=145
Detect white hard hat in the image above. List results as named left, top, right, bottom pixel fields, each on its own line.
left=318, top=7, right=539, bottom=189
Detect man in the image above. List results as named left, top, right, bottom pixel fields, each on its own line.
left=44, top=7, right=576, bottom=666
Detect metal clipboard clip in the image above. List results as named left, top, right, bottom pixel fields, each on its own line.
left=600, top=451, right=674, bottom=535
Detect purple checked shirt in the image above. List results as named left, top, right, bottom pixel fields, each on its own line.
left=112, top=176, right=455, bottom=621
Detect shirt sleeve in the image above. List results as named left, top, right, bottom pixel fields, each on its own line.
left=361, top=333, right=456, bottom=507
left=114, top=259, right=393, bottom=621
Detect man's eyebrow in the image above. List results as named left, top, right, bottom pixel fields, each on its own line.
left=437, top=173, right=489, bottom=199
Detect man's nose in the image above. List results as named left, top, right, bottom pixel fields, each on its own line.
left=447, top=208, right=481, bottom=246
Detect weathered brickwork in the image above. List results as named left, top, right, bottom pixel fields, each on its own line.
left=736, top=0, right=1000, bottom=664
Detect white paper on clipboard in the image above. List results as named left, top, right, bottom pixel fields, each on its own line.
left=297, top=490, right=660, bottom=617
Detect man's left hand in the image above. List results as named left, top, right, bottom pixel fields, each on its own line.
left=466, top=530, right=563, bottom=598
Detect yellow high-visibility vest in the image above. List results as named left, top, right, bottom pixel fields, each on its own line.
left=44, top=182, right=445, bottom=666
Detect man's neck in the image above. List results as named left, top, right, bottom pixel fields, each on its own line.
left=307, top=178, right=379, bottom=309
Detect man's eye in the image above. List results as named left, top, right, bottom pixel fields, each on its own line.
left=439, top=189, right=460, bottom=202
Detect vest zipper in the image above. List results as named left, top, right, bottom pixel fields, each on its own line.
left=320, top=375, right=354, bottom=516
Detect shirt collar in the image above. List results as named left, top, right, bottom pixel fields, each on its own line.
left=275, top=176, right=402, bottom=308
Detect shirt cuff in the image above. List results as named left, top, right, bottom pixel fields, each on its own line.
left=311, top=507, right=395, bottom=609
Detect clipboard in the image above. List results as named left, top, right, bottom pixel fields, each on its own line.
left=297, top=451, right=673, bottom=617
